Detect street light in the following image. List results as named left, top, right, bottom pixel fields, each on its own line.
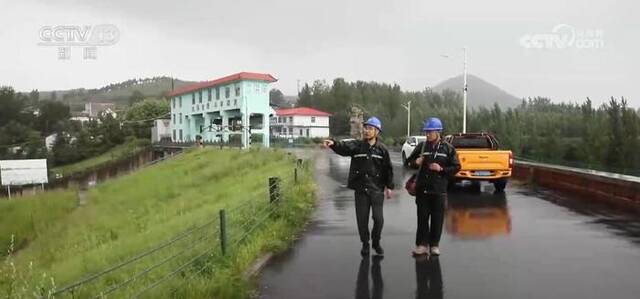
left=442, top=47, right=468, bottom=133
left=401, top=100, right=411, bottom=137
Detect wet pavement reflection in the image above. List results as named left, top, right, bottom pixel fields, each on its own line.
left=259, top=149, right=640, bottom=299
left=356, top=256, right=384, bottom=299
left=414, top=256, right=443, bottom=299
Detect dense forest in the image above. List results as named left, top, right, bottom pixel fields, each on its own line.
left=296, top=78, right=640, bottom=175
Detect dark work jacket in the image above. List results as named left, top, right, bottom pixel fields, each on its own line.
left=406, top=140, right=461, bottom=195
left=330, top=138, right=395, bottom=192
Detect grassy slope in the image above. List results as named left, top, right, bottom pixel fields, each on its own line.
left=1, top=148, right=316, bottom=298
left=50, top=138, right=150, bottom=177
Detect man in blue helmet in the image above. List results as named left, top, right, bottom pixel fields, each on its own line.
left=323, top=117, right=394, bottom=256
left=406, top=117, right=460, bottom=256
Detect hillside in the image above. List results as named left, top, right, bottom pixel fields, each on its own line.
left=38, top=77, right=196, bottom=111
left=433, top=74, right=522, bottom=109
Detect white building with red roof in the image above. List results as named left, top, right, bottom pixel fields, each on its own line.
left=271, top=107, right=332, bottom=138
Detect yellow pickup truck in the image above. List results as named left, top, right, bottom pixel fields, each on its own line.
left=443, top=133, right=513, bottom=192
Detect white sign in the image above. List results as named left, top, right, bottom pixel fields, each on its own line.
left=0, top=159, right=49, bottom=186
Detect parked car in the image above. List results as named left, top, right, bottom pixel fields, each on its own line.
left=443, top=133, right=513, bottom=192
left=401, top=135, right=426, bottom=166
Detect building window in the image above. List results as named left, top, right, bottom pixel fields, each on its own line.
left=173, top=114, right=176, bottom=124
left=172, top=98, right=175, bottom=108
left=199, top=91, right=202, bottom=103
left=179, top=129, right=183, bottom=141
left=255, top=83, right=260, bottom=93
left=281, top=127, right=286, bottom=133
left=173, top=129, right=176, bottom=141
left=235, top=86, right=240, bottom=96
left=179, top=113, right=182, bottom=124
left=214, top=102, right=217, bottom=108
left=227, top=100, right=230, bottom=106
left=208, top=89, right=212, bottom=101
left=225, top=87, right=230, bottom=98
left=300, top=129, right=303, bottom=135
left=192, top=93, right=195, bottom=105
left=234, top=99, right=237, bottom=106
left=311, top=117, right=316, bottom=123
left=206, top=103, right=210, bottom=109
left=289, top=116, right=293, bottom=123
left=216, top=87, right=220, bottom=99
left=179, top=97, right=182, bottom=108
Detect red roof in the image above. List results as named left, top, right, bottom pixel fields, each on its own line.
left=276, top=107, right=332, bottom=117
left=166, top=72, right=277, bottom=97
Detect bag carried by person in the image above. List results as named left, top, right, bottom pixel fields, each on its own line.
left=405, top=141, right=427, bottom=196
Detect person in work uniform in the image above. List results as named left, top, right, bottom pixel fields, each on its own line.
left=406, top=117, right=461, bottom=256
left=323, top=117, right=394, bottom=256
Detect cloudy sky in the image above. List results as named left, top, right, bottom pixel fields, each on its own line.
left=1, top=0, right=637, bottom=106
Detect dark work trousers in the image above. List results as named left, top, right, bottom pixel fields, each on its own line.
left=415, top=192, right=447, bottom=247
left=355, top=189, right=384, bottom=244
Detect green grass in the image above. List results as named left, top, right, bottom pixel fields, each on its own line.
left=51, top=138, right=150, bottom=177
left=0, top=148, right=316, bottom=298
left=0, top=190, right=77, bottom=257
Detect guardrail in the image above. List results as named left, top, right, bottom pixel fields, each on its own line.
left=513, top=159, right=640, bottom=212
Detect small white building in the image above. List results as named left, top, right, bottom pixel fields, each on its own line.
left=151, top=119, right=172, bottom=143
left=271, top=107, right=331, bottom=138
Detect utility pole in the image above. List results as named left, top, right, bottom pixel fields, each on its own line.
left=462, top=47, right=468, bottom=134
left=401, top=100, right=411, bottom=137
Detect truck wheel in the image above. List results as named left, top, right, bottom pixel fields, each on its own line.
left=493, top=179, right=508, bottom=193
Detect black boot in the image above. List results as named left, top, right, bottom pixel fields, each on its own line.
left=361, top=242, right=370, bottom=256
left=372, top=240, right=384, bottom=256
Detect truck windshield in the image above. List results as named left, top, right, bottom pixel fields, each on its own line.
left=452, top=136, right=493, bottom=149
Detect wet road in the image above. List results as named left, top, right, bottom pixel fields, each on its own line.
left=259, top=149, right=640, bottom=299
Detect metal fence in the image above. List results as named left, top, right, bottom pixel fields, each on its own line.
left=41, top=159, right=308, bottom=299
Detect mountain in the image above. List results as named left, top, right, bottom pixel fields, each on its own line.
left=38, top=77, right=196, bottom=112
left=432, top=74, right=522, bottom=109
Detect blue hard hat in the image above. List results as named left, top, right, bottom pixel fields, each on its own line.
left=364, top=117, right=382, bottom=132
left=422, top=117, right=443, bottom=132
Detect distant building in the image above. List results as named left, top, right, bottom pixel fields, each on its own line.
left=70, top=116, right=91, bottom=123
left=167, top=72, right=277, bottom=147
left=271, top=107, right=331, bottom=138
left=45, top=133, right=57, bottom=151
left=84, top=102, right=116, bottom=118
left=151, top=118, right=172, bottom=143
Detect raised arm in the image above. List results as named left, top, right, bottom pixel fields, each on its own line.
left=326, top=138, right=360, bottom=157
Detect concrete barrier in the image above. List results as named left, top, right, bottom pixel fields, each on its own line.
left=513, top=161, right=640, bottom=212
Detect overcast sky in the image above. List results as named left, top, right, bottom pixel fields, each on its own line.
left=1, top=0, right=637, bottom=107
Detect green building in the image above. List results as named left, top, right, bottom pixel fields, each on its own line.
left=168, top=72, right=277, bottom=147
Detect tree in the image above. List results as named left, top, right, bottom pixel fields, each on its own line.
left=35, top=100, right=71, bottom=135
left=0, top=86, right=24, bottom=127
left=128, top=90, right=144, bottom=106
left=269, top=89, right=287, bottom=107
left=123, top=99, right=170, bottom=138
